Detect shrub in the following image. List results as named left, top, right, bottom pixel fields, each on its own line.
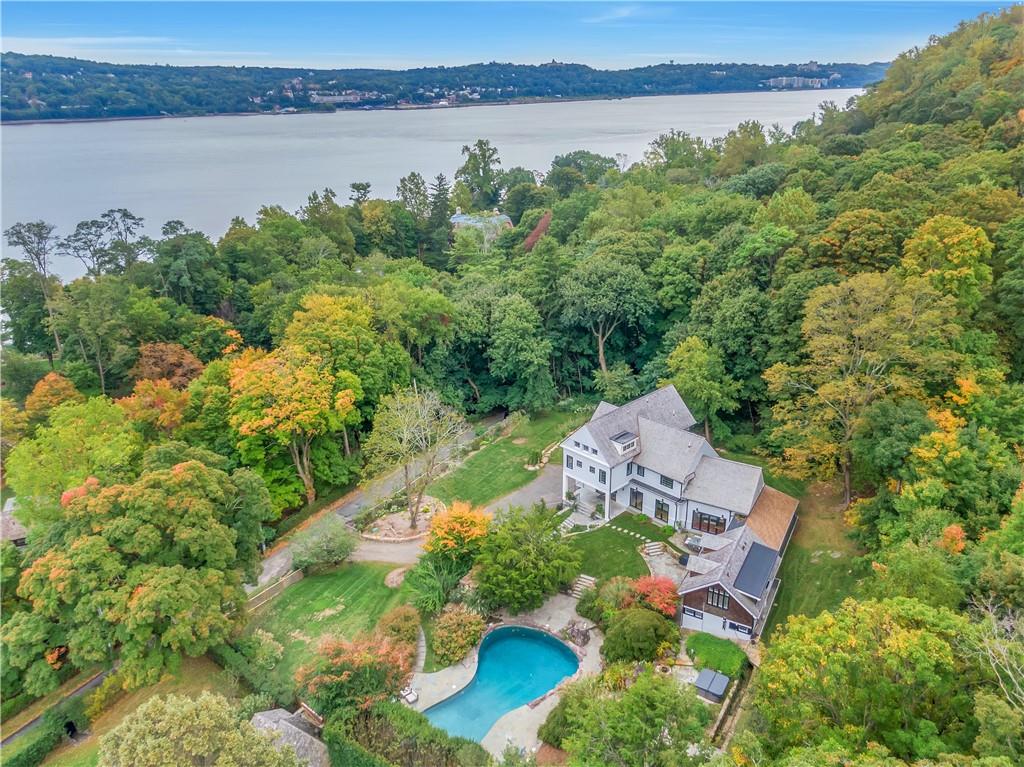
left=432, top=604, right=486, bottom=667
left=291, top=516, right=358, bottom=571
left=685, top=632, right=749, bottom=677
left=376, top=604, right=421, bottom=647
left=424, top=502, right=490, bottom=565
left=598, top=576, right=635, bottom=610
left=1, top=691, right=35, bottom=721
left=239, top=629, right=284, bottom=670
left=322, top=716, right=394, bottom=767
left=343, top=701, right=489, bottom=767
left=296, top=634, right=412, bottom=715
left=237, top=692, right=275, bottom=723
left=630, top=576, right=680, bottom=618
left=84, top=671, right=126, bottom=720
left=601, top=608, right=679, bottom=663
left=208, top=644, right=294, bottom=707
left=575, top=587, right=603, bottom=624
left=352, top=506, right=385, bottom=532
left=405, top=553, right=465, bottom=616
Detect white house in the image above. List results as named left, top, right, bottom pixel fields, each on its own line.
left=561, top=385, right=798, bottom=640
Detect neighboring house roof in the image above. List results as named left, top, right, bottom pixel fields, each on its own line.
left=684, top=456, right=763, bottom=515
left=1, top=498, right=27, bottom=544
left=746, top=486, right=799, bottom=550
left=251, top=709, right=329, bottom=767
left=573, top=385, right=697, bottom=468
left=450, top=211, right=512, bottom=228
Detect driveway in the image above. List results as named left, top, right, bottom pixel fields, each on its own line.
left=253, top=414, right=503, bottom=587
left=485, top=462, right=563, bottom=515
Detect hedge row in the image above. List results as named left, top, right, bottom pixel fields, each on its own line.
left=208, top=644, right=295, bottom=707
left=322, top=717, right=395, bottom=767
left=341, top=701, right=490, bottom=767
left=4, top=696, right=89, bottom=767
left=1, top=691, right=36, bottom=721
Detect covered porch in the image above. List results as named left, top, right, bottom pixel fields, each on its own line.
left=562, top=475, right=629, bottom=522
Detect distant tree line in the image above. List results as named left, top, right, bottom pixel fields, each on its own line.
left=0, top=54, right=889, bottom=122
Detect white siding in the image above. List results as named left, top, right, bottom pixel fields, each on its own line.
left=681, top=610, right=754, bottom=640
left=562, top=447, right=610, bottom=491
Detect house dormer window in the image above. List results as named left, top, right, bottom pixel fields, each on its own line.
left=610, top=430, right=638, bottom=455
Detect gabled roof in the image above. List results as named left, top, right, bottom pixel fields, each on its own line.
left=679, top=525, right=778, bottom=618
left=746, top=486, right=799, bottom=550
left=683, top=455, right=763, bottom=515
left=251, top=709, right=329, bottom=767
left=1, top=498, right=27, bottom=543
left=635, top=417, right=707, bottom=479
left=573, top=385, right=697, bottom=467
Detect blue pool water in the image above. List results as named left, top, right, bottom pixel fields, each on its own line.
left=424, top=626, right=579, bottom=742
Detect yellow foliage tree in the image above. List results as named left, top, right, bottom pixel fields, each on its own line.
left=425, top=501, right=490, bottom=559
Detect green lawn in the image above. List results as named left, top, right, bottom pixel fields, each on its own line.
left=611, top=512, right=682, bottom=551
left=43, top=657, right=241, bottom=767
left=567, top=526, right=649, bottom=582
left=428, top=410, right=586, bottom=507
left=762, top=481, right=864, bottom=640
left=244, top=563, right=412, bottom=692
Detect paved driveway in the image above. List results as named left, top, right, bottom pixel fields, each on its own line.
left=253, top=414, right=503, bottom=587
left=485, top=462, right=563, bottom=515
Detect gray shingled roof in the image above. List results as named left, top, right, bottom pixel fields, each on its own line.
left=634, top=417, right=708, bottom=480
left=577, top=385, right=697, bottom=467
left=251, top=709, right=329, bottom=767
left=683, top=456, right=763, bottom=515
left=734, top=541, right=777, bottom=598
left=678, top=526, right=777, bottom=619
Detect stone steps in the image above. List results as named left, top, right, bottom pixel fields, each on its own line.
left=643, top=541, right=666, bottom=556
left=570, top=573, right=597, bottom=598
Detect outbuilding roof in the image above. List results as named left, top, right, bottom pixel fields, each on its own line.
left=251, top=709, right=329, bottom=767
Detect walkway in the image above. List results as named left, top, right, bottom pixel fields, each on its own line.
left=254, top=414, right=503, bottom=587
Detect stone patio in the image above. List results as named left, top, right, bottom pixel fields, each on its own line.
left=406, top=593, right=603, bottom=758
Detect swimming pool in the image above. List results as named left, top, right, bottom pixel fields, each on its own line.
left=424, top=625, right=579, bottom=742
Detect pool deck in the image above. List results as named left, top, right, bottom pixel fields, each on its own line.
left=409, top=593, right=603, bottom=758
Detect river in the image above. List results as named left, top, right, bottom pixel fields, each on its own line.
left=1, top=88, right=861, bottom=276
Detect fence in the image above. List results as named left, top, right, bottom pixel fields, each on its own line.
left=246, top=569, right=303, bottom=611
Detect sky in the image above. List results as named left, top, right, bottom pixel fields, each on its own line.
left=0, top=2, right=1011, bottom=70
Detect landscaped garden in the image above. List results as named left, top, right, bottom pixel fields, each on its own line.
left=428, top=409, right=586, bottom=507
left=243, top=562, right=413, bottom=692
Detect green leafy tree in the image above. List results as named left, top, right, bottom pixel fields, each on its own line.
left=457, top=139, right=502, bottom=209
left=99, top=692, right=301, bottom=767
left=291, top=516, right=358, bottom=571
left=363, top=386, right=466, bottom=529
left=560, top=252, right=652, bottom=373
left=487, top=293, right=556, bottom=411
left=662, top=336, right=739, bottom=444
left=3, top=459, right=271, bottom=692
left=6, top=397, right=143, bottom=527
left=859, top=541, right=965, bottom=609
left=474, top=505, right=581, bottom=613
left=901, top=214, right=995, bottom=315
left=756, top=597, right=975, bottom=760
left=600, top=607, right=679, bottom=663
left=562, top=670, right=711, bottom=767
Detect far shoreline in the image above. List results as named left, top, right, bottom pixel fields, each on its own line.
left=0, top=86, right=866, bottom=127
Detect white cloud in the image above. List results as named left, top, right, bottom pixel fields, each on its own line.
left=582, top=5, right=639, bottom=24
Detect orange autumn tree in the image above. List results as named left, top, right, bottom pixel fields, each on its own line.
left=629, top=575, right=680, bottom=617
left=295, top=634, right=412, bottom=714
left=129, top=342, right=204, bottom=389
left=229, top=346, right=360, bottom=505
left=425, top=501, right=490, bottom=563
left=118, top=378, right=190, bottom=437
left=24, top=372, right=85, bottom=427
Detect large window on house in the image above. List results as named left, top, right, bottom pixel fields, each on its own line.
left=694, top=511, right=726, bottom=534
left=707, top=587, right=730, bottom=610
left=598, top=469, right=607, bottom=484
left=566, top=454, right=573, bottom=469
left=654, top=499, right=670, bottom=522
left=630, top=488, right=644, bottom=510
left=659, top=474, right=673, bottom=489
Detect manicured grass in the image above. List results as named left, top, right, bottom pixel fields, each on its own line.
left=762, top=481, right=864, bottom=641
left=567, top=526, right=649, bottom=581
left=43, top=657, right=241, bottom=767
left=718, top=450, right=808, bottom=499
left=421, top=618, right=441, bottom=673
left=685, top=632, right=749, bottom=677
left=610, top=512, right=682, bottom=551
left=428, top=410, right=586, bottom=507
left=244, top=562, right=412, bottom=693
